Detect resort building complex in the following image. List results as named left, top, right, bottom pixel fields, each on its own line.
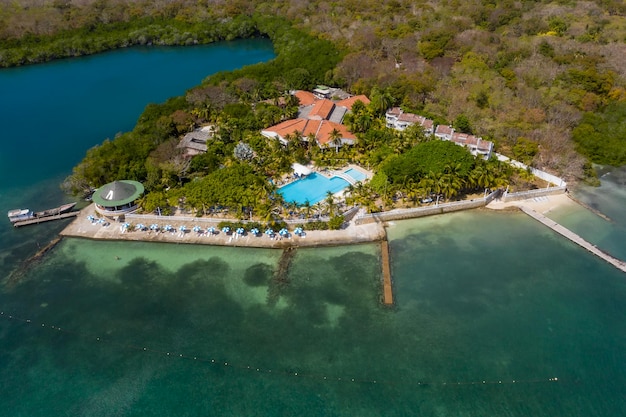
left=386, top=107, right=494, bottom=159
left=261, top=89, right=370, bottom=151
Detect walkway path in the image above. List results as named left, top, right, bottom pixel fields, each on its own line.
left=380, top=240, right=394, bottom=305
left=519, top=206, right=626, bottom=274
left=59, top=204, right=387, bottom=249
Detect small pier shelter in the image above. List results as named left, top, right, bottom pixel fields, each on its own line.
left=92, top=180, right=144, bottom=217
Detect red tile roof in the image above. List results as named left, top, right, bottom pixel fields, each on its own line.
left=262, top=118, right=355, bottom=147
left=435, top=125, right=454, bottom=135
left=308, top=99, right=335, bottom=120
left=294, top=90, right=317, bottom=106
left=315, top=121, right=356, bottom=146
left=398, top=113, right=423, bottom=123
left=386, top=107, right=402, bottom=117
left=337, top=95, right=371, bottom=110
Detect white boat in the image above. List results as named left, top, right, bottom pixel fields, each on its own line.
left=8, top=208, right=33, bottom=223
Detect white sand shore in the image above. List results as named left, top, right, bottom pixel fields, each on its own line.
left=485, top=192, right=576, bottom=214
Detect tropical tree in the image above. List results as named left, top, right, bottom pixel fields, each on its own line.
left=329, top=128, right=342, bottom=153
left=324, top=191, right=336, bottom=216
left=369, top=87, right=394, bottom=116
left=234, top=141, right=254, bottom=161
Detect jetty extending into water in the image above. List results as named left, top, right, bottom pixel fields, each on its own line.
left=13, top=211, right=79, bottom=228
left=381, top=240, right=394, bottom=305
left=519, top=206, right=626, bottom=274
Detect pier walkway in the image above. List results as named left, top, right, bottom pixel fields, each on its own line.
left=381, top=240, right=394, bottom=305
left=519, top=206, right=626, bottom=274
left=13, top=211, right=79, bottom=228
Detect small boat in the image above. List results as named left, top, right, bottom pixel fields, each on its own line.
left=8, top=202, right=76, bottom=223
left=7, top=208, right=33, bottom=223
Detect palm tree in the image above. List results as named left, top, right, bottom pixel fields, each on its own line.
left=325, top=191, right=336, bottom=216
left=302, top=199, right=312, bottom=218
left=369, top=87, right=394, bottom=116
left=344, top=184, right=361, bottom=207
left=329, top=129, right=342, bottom=153
left=441, top=173, right=463, bottom=200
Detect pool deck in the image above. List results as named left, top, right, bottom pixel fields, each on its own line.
left=60, top=204, right=387, bottom=249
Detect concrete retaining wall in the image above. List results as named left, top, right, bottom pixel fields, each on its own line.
left=354, top=191, right=500, bottom=225
left=502, top=186, right=566, bottom=202
left=495, top=153, right=566, bottom=187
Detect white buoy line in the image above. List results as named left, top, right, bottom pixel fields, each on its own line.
left=0, top=311, right=561, bottom=387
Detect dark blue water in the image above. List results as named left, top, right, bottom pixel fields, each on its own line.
left=1, top=40, right=273, bottom=190
left=0, top=39, right=274, bottom=278
left=1, top=40, right=625, bottom=416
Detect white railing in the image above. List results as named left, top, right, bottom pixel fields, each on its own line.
left=332, top=172, right=357, bottom=185
left=495, top=153, right=567, bottom=187
left=502, top=186, right=566, bottom=202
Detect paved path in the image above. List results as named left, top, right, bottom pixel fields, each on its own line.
left=59, top=204, right=387, bottom=249
left=380, top=240, right=394, bottom=305
left=519, top=206, right=626, bottom=274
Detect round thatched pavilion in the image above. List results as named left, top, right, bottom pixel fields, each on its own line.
left=92, top=180, right=144, bottom=217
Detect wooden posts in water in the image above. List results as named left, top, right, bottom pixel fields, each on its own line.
left=381, top=240, right=394, bottom=305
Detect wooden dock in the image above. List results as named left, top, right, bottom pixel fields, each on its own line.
left=13, top=211, right=79, bottom=228
left=519, top=206, right=626, bottom=274
left=381, top=240, right=394, bottom=305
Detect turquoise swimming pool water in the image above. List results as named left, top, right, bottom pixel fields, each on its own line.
left=279, top=173, right=349, bottom=205
left=344, top=168, right=367, bottom=182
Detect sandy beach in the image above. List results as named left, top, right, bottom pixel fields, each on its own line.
left=485, top=192, right=576, bottom=214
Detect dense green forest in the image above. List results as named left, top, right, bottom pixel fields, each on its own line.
left=1, top=0, right=625, bottom=220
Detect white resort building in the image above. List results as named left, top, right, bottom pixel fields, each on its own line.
left=386, top=108, right=494, bottom=159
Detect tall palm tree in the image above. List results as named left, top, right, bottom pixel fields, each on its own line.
left=441, top=173, right=463, bottom=200
left=302, top=199, right=312, bottom=218
left=329, top=129, right=342, bottom=153
left=325, top=191, right=336, bottom=216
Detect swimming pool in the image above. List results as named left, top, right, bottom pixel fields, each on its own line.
left=343, top=168, right=367, bottom=182
left=279, top=173, right=350, bottom=205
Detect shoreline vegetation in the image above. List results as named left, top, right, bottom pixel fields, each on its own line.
left=2, top=1, right=625, bottom=233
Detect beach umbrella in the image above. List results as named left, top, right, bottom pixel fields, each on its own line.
left=236, top=227, right=245, bottom=235
left=135, top=223, right=145, bottom=230
left=279, top=228, right=288, bottom=236
left=164, top=224, right=173, bottom=232
left=250, top=228, right=259, bottom=236
left=294, top=227, right=303, bottom=235
left=207, top=226, right=216, bottom=234
left=265, top=228, right=274, bottom=236
left=150, top=223, right=159, bottom=231
left=122, top=222, right=130, bottom=229
left=87, top=215, right=95, bottom=222
left=222, top=226, right=230, bottom=234
left=179, top=225, right=187, bottom=232
left=193, top=225, right=202, bottom=233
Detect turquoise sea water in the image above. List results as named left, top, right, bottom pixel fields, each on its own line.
left=1, top=42, right=626, bottom=416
